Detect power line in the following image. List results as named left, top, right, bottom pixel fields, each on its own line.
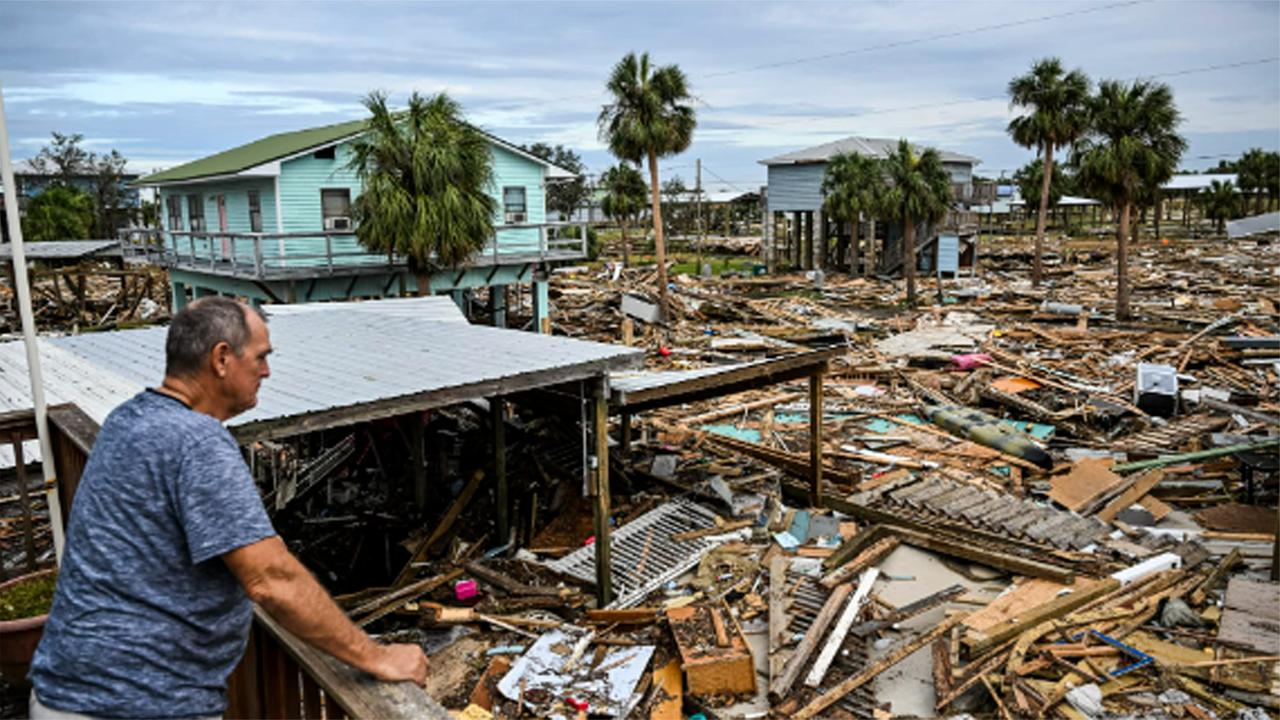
left=730, top=56, right=1279, bottom=129
left=493, top=0, right=1148, bottom=123
left=702, top=0, right=1149, bottom=78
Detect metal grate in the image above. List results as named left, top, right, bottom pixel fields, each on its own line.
left=544, top=497, right=724, bottom=609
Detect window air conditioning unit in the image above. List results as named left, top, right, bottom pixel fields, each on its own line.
left=505, top=212, right=527, bottom=224
left=324, top=216, right=352, bottom=231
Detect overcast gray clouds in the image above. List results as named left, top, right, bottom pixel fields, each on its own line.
left=2, top=0, right=1277, bottom=192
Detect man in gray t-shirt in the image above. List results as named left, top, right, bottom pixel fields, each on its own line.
left=29, top=297, right=427, bottom=719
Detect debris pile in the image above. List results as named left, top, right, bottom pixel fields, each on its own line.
left=374, top=235, right=1277, bottom=718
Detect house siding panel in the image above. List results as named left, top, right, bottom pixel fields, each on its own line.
left=490, top=144, right=545, bottom=254
left=158, top=135, right=554, bottom=272
left=767, top=164, right=826, bottom=213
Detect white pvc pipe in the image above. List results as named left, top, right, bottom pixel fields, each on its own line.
left=0, top=82, right=66, bottom=564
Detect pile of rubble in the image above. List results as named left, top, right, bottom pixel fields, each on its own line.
left=372, top=234, right=1277, bottom=719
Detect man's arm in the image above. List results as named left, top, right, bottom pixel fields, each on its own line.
left=223, top=536, right=428, bottom=684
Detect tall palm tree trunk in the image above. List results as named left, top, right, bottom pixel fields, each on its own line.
left=1116, top=201, right=1131, bottom=320
left=865, top=220, right=876, bottom=279
left=621, top=219, right=631, bottom=267
left=1033, top=144, right=1053, bottom=286
left=646, top=150, right=669, bottom=320
left=904, top=214, right=917, bottom=304
left=850, top=218, right=860, bottom=276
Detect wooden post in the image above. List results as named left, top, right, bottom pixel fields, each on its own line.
left=804, top=210, right=815, bottom=270
left=619, top=410, right=632, bottom=456
left=808, top=371, right=824, bottom=507
left=590, top=377, right=613, bottom=606
left=490, top=284, right=507, bottom=328
left=409, top=414, right=426, bottom=510
left=11, top=433, right=35, bottom=572
left=492, top=397, right=508, bottom=543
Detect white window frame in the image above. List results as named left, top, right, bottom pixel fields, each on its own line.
left=248, top=190, right=263, bottom=233
left=503, top=186, right=527, bottom=224
left=187, top=194, right=205, bottom=232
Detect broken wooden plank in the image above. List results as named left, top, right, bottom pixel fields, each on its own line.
left=394, top=469, right=486, bottom=587
left=351, top=568, right=464, bottom=627
left=820, top=536, right=899, bottom=589
left=1095, top=469, right=1165, bottom=523
left=966, top=579, right=1120, bottom=655
left=768, top=582, right=851, bottom=702
left=853, top=583, right=964, bottom=638
left=795, top=612, right=967, bottom=720
left=767, top=554, right=790, bottom=686
left=1189, top=547, right=1242, bottom=606
left=805, top=567, right=879, bottom=688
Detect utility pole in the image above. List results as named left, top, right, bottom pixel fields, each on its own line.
left=0, top=83, right=65, bottom=564
left=696, top=159, right=705, bottom=276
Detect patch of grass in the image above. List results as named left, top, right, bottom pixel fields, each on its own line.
left=0, top=573, right=55, bottom=621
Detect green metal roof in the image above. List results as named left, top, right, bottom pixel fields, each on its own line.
left=136, top=118, right=370, bottom=185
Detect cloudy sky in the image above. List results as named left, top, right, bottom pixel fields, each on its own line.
left=2, top=1, right=1277, bottom=193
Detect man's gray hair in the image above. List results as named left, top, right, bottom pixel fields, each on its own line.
left=165, top=297, right=267, bottom=378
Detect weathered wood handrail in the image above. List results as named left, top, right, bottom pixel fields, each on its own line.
left=39, top=402, right=451, bottom=719
left=226, top=608, right=452, bottom=719
left=161, top=222, right=590, bottom=280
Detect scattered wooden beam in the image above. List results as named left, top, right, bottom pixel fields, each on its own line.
left=805, top=568, right=879, bottom=688
left=1189, top=547, right=1242, bottom=606
left=353, top=568, right=464, bottom=628
left=768, top=582, right=851, bottom=702
left=966, top=579, right=1120, bottom=655
left=394, top=470, right=485, bottom=587
left=795, top=613, right=967, bottom=720
left=820, top=536, right=899, bottom=589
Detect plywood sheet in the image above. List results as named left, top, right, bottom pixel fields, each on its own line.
left=1049, top=457, right=1124, bottom=512
left=963, top=578, right=1074, bottom=634
left=1218, top=578, right=1280, bottom=654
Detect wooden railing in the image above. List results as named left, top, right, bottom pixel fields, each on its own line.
left=159, top=222, right=591, bottom=280
left=35, top=403, right=451, bottom=719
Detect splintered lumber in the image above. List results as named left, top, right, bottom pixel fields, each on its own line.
left=931, top=638, right=952, bottom=698
left=805, top=568, right=879, bottom=688
left=1095, top=469, right=1165, bottom=523
left=966, top=578, right=1121, bottom=654
left=584, top=608, right=659, bottom=625
left=649, top=659, right=682, bottom=720
left=353, top=568, right=465, bottom=628
left=937, top=644, right=1013, bottom=711
left=680, top=391, right=804, bottom=426
left=820, top=536, right=899, bottom=589
left=894, top=527, right=1075, bottom=583
left=1189, top=547, right=1242, bottom=605
left=394, top=469, right=486, bottom=587
left=1049, top=457, right=1124, bottom=513
left=853, top=583, right=965, bottom=637
left=465, top=561, right=566, bottom=598
left=767, top=554, right=790, bottom=684
left=795, top=612, right=967, bottom=720
left=705, top=432, right=861, bottom=487
left=769, top=582, right=852, bottom=702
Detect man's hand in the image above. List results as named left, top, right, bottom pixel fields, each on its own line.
left=370, top=643, right=429, bottom=685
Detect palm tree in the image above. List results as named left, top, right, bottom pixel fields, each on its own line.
left=348, top=91, right=496, bottom=295
left=1072, top=79, right=1186, bottom=320
left=821, top=152, right=883, bottom=276
left=1200, top=179, right=1240, bottom=235
left=1007, top=58, right=1091, bottom=287
left=1236, top=148, right=1268, bottom=215
left=879, top=140, right=953, bottom=305
left=598, top=52, right=696, bottom=320
left=599, top=162, right=648, bottom=267
left=1013, top=158, right=1067, bottom=230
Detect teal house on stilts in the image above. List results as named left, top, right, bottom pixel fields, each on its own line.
left=134, top=118, right=584, bottom=330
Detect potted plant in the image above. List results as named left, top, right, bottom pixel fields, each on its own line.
left=0, top=568, right=56, bottom=685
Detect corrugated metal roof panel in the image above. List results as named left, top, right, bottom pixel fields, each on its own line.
left=0, top=300, right=642, bottom=452
left=760, top=136, right=980, bottom=166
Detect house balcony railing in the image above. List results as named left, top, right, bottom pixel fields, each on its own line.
left=131, top=222, right=590, bottom=281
